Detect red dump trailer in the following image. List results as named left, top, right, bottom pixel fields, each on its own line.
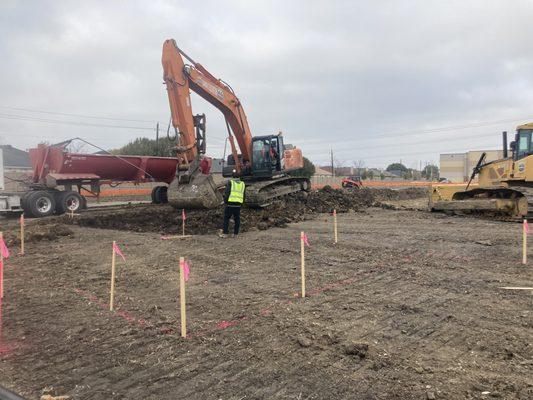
left=14, top=144, right=181, bottom=218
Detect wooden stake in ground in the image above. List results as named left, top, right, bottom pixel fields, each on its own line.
left=182, top=209, right=186, bottom=237
left=0, top=232, right=9, bottom=299
left=109, top=242, right=117, bottom=311
left=523, top=218, right=529, bottom=265
left=19, top=214, right=25, bottom=255
left=333, top=209, right=338, bottom=244
left=301, top=231, right=306, bottom=298
left=109, top=241, right=126, bottom=311
left=0, top=232, right=3, bottom=299
left=179, top=256, right=189, bottom=338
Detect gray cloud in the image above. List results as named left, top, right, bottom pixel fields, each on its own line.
left=1, top=0, right=533, bottom=168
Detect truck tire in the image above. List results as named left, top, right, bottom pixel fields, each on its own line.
left=151, top=186, right=161, bottom=204
left=159, top=186, right=168, bottom=203
left=20, top=191, right=33, bottom=212
left=151, top=186, right=168, bottom=204
left=26, top=190, right=56, bottom=218
left=56, top=191, right=83, bottom=214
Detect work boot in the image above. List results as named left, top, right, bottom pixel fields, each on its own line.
left=218, top=233, right=227, bottom=238
left=231, top=234, right=238, bottom=238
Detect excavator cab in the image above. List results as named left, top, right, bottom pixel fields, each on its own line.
left=250, top=135, right=284, bottom=177
left=513, top=126, right=533, bottom=160
left=223, top=134, right=284, bottom=179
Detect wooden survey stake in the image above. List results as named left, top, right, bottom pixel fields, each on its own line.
left=20, top=214, right=25, bottom=255
left=182, top=209, right=186, bottom=237
left=333, top=209, right=338, bottom=244
left=523, top=218, right=528, bottom=265
left=109, top=241, right=117, bottom=311
left=0, top=232, right=3, bottom=299
left=179, top=257, right=187, bottom=338
left=300, top=231, right=306, bottom=298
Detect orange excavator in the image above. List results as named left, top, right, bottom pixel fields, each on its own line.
left=160, top=39, right=308, bottom=208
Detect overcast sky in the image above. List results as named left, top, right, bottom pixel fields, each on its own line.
left=2, top=0, right=533, bottom=168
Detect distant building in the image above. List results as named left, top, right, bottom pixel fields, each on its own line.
left=318, top=165, right=356, bottom=176
left=0, top=145, right=31, bottom=171
left=440, top=150, right=503, bottom=183
left=210, top=158, right=225, bottom=174
left=314, top=165, right=333, bottom=176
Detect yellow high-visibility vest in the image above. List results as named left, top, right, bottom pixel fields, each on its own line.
left=228, top=179, right=245, bottom=204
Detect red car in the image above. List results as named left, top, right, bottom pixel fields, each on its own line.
left=341, top=175, right=363, bottom=189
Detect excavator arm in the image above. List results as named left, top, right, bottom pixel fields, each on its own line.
left=162, top=39, right=252, bottom=171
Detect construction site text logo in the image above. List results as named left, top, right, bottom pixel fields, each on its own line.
left=518, top=163, right=525, bottom=173
left=197, top=78, right=224, bottom=100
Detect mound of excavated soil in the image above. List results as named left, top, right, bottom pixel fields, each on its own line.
left=4, top=223, right=74, bottom=247
left=66, top=187, right=426, bottom=235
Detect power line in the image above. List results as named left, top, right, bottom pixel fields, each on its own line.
left=301, top=115, right=530, bottom=148
left=0, top=105, right=156, bottom=123
left=0, top=113, right=156, bottom=130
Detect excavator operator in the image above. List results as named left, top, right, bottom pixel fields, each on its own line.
left=219, top=170, right=246, bottom=238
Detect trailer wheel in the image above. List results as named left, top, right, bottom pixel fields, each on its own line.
left=151, top=186, right=161, bottom=204
left=159, top=186, right=168, bottom=203
left=56, top=191, right=83, bottom=214
left=27, top=190, right=56, bottom=218
left=20, top=191, right=33, bottom=212
left=151, top=186, right=168, bottom=204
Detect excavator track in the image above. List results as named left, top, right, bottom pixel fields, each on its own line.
left=244, top=176, right=311, bottom=207
left=509, top=186, right=533, bottom=218
left=430, top=185, right=533, bottom=222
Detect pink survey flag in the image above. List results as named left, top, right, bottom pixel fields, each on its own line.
left=0, top=238, right=9, bottom=259
left=182, top=209, right=186, bottom=221
left=112, top=242, right=126, bottom=262
left=525, top=219, right=530, bottom=234
left=183, top=261, right=190, bottom=282
left=302, top=232, right=310, bottom=247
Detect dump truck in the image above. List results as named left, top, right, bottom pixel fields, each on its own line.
left=429, top=124, right=533, bottom=218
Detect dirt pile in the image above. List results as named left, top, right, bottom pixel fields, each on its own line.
left=4, top=223, right=74, bottom=247
left=68, top=187, right=426, bottom=235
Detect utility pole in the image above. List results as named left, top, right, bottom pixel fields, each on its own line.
left=330, top=148, right=335, bottom=177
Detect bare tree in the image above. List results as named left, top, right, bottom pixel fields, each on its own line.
left=352, top=160, right=365, bottom=176
left=66, top=141, right=88, bottom=154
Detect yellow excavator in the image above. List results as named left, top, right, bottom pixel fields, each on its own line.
left=429, top=123, right=533, bottom=218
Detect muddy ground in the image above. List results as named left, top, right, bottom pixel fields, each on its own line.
left=0, top=189, right=532, bottom=399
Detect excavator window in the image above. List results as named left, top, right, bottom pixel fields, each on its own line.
left=516, top=129, right=532, bottom=159
left=252, top=139, right=271, bottom=172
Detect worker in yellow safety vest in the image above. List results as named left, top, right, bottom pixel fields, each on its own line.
left=220, top=170, right=246, bottom=238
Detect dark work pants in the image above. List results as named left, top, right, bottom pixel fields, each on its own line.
left=223, top=206, right=241, bottom=235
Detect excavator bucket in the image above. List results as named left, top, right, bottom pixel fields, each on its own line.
left=167, top=173, right=223, bottom=209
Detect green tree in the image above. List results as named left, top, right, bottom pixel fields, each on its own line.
left=422, top=164, right=439, bottom=180
left=110, top=137, right=176, bottom=157
left=386, top=163, right=407, bottom=172
left=287, top=157, right=315, bottom=178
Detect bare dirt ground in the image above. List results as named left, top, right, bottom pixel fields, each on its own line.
left=0, top=191, right=532, bottom=399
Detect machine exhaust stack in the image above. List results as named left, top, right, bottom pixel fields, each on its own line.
left=503, top=131, right=508, bottom=158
